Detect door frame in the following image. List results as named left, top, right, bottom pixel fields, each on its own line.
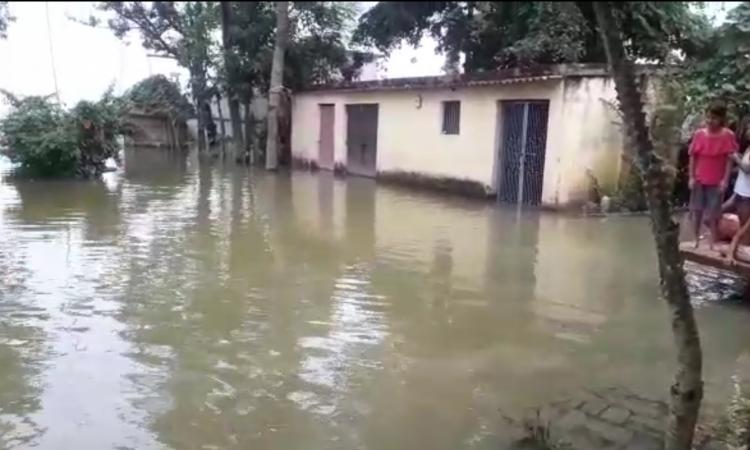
left=318, top=103, right=335, bottom=170
left=494, top=99, right=551, bottom=206
left=345, top=103, right=379, bottom=177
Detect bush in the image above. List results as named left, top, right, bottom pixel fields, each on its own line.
left=0, top=90, right=123, bottom=178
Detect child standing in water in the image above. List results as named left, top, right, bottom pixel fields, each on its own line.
left=689, top=102, right=738, bottom=249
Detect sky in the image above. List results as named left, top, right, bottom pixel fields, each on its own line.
left=0, top=2, right=739, bottom=117
left=0, top=1, right=444, bottom=116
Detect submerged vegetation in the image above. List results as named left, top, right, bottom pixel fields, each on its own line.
left=0, top=76, right=192, bottom=179
left=0, top=89, right=123, bottom=178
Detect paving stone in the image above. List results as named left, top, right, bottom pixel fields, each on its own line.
left=581, top=398, right=608, bottom=416
left=551, top=396, right=585, bottom=411
left=601, top=406, right=631, bottom=425
left=538, top=405, right=567, bottom=422
left=628, top=411, right=664, bottom=435
left=564, top=426, right=621, bottom=450
left=555, top=409, right=588, bottom=432
left=696, top=438, right=725, bottom=450
left=624, top=434, right=661, bottom=450
left=586, top=417, right=635, bottom=445
left=617, top=397, right=666, bottom=420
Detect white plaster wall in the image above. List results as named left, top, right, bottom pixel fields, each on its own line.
left=291, top=77, right=629, bottom=207
left=292, top=81, right=561, bottom=193
left=186, top=94, right=268, bottom=140
left=554, top=77, right=624, bottom=204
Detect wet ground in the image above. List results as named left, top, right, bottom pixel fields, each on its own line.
left=1, top=148, right=749, bottom=449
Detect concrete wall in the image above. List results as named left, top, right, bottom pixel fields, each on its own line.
left=186, top=94, right=268, bottom=140
left=291, top=76, right=630, bottom=207
left=554, top=77, right=624, bottom=204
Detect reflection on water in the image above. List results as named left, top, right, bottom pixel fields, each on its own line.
left=1, top=149, right=750, bottom=449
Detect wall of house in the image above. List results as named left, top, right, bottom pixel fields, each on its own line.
left=186, top=95, right=268, bottom=140
left=125, top=115, right=171, bottom=147
left=553, top=77, right=624, bottom=205
left=292, top=82, right=562, bottom=195
left=291, top=76, right=630, bottom=207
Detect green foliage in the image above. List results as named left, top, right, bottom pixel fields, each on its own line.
left=0, top=96, right=78, bottom=177
left=122, top=75, right=194, bottom=119
left=723, top=374, right=750, bottom=449
left=90, top=2, right=218, bottom=108
left=220, top=1, right=361, bottom=98
left=286, top=2, right=358, bottom=88
left=220, top=2, right=275, bottom=101
left=0, top=91, right=123, bottom=178
left=683, top=2, right=750, bottom=122
left=354, top=2, right=711, bottom=71
left=0, top=1, right=13, bottom=39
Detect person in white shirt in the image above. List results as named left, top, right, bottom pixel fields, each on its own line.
left=726, top=136, right=750, bottom=264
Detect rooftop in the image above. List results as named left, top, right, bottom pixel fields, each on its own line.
left=301, top=63, right=663, bottom=93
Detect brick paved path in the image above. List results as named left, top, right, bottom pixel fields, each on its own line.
left=511, top=386, right=721, bottom=450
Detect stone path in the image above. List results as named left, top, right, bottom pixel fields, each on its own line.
left=517, top=386, right=722, bottom=450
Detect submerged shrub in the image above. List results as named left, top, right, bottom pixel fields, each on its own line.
left=0, top=90, right=123, bottom=178
left=0, top=96, right=78, bottom=177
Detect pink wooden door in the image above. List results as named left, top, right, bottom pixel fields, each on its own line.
left=318, top=104, right=335, bottom=170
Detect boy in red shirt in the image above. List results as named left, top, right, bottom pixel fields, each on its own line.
left=689, top=102, right=739, bottom=249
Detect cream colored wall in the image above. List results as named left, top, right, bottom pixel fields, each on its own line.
left=292, top=82, right=561, bottom=193
left=291, top=77, right=628, bottom=207
left=553, top=77, right=624, bottom=204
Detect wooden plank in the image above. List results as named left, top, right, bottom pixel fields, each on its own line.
left=679, top=242, right=750, bottom=277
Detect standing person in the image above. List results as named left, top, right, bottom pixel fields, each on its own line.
left=725, top=122, right=750, bottom=264
left=689, top=102, right=738, bottom=249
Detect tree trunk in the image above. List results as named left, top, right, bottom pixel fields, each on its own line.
left=591, top=4, right=703, bottom=450
left=244, top=101, right=253, bottom=165
left=190, top=66, right=209, bottom=152
left=229, top=96, right=243, bottom=149
left=220, top=1, right=245, bottom=154
left=196, top=104, right=207, bottom=152
left=216, top=93, right=227, bottom=155
left=265, top=1, right=289, bottom=171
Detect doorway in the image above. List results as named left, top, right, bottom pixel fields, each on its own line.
left=318, top=104, right=335, bottom=170
left=345, top=104, right=379, bottom=177
left=497, top=101, right=550, bottom=206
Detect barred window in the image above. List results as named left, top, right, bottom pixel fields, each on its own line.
left=442, top=101, right=460, bottom=135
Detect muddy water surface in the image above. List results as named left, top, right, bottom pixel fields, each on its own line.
left=1, top=149, right=749, bottom=449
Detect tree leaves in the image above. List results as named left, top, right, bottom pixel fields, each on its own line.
left=221, top=1, right=358, bottom=96
left=353, top=1, right=711, bottom=72
left=0, top=1, right=13, bottom=39
left=122, top=75, right=194, bottom=119
left=0, top=92, right=122, bottom=178
left=683, top=2, right=750, bottom=121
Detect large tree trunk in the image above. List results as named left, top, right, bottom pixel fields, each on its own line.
left=592, top=4, right=703, bottom=450
left=220, top=1, right=245, bottom=155
left=196, top=103, right=207, bottom=152
left=244, top=101, right=253, bottom=165
left=216, top=93, right=227, bottom=155
left=191, top=71, right=208, bottom=152
left=265, top=1, right=289, bottom=171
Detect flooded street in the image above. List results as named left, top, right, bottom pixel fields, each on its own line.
left=1, top=148, right=750, bottom=449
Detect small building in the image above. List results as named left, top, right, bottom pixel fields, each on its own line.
left=123, top=109, right=188, bottom=149
left=291, top=64, right=658, bottom=208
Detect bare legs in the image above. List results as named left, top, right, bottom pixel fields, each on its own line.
left=692, top=210, right=703, bottom=248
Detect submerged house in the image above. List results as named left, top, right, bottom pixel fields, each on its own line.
left=124, top=108, right=189, bottom=149
left=291, top=64, right=659, bottom=208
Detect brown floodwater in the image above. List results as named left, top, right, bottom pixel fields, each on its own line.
left=1, top=148, right=750, bottom=449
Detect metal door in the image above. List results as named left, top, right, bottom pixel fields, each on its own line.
left=346, top=104, right=379, bottom=177
left=318, top=104, right=335, bottom=170
left=497, top=101, right=549, bottom=206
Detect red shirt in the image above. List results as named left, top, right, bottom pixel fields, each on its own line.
left=689, top=127, right=738, bottom=185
